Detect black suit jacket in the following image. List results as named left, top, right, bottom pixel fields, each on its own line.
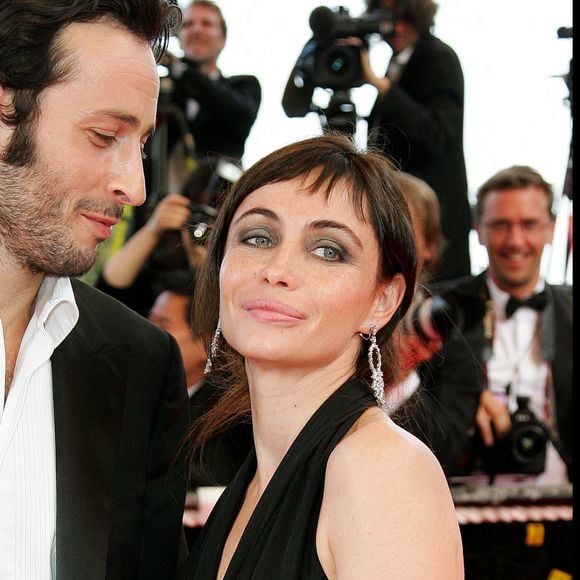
left=52, top=278, right=189, bottom=579
left=170, top=68, right=261, bottom=162
left=368, top=33, right=472, bottom=281
left=396, top=271, right=573, bottom=479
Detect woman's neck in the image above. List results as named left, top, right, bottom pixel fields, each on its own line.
left=246, top=361, right=354, bottom=494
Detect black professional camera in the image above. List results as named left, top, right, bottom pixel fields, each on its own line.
left=472, top=396, right=549, bottom=476
left=295, top=5, right=395, bottom=90
left=405, top=292, right=464, bottom=343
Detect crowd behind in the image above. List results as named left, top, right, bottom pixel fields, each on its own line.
left=0, top=0, right=572, bottom=579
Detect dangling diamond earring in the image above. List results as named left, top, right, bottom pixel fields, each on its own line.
left=361, top=325, right=385, bottom=405
left=204, top=319, right=221, bottom=375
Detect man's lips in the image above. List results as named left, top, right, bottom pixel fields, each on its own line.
left=500, top=251, right=529, bottom=263
left=81, top=212, right=119, bottom=240
left=242, top=299, right=306, bottom=323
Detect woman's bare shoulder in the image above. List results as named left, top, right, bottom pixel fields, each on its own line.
left=316, top=408, right=463, bottom=579
left=331, top=407, right=442, bottom=478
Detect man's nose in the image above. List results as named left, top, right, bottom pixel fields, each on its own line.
left=109, top=146, right=146, bottom=207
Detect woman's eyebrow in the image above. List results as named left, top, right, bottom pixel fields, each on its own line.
left=308, top=219, right=363, bottom=249
left=231, top=207, right=279, bottom=228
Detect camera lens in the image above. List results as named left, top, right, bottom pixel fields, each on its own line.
left=313, top=44, right=363, bottom=89
left=409, top=294, right=461, bottom=342
left=187, top=203, right=217, bottom=244
left=327, top=50, right=350, bottom=75
left=510, top=424, right=547, bottom=464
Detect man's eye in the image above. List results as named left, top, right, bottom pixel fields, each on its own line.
left=91, top=131, right=116, bottom=146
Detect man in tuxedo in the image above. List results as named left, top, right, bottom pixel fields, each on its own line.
left=398, top=166, right=572, bottom=485
left=0, top=1, right=190, bottom=578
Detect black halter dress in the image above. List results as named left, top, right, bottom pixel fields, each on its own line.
left=180, top=379, right=376, bottom=579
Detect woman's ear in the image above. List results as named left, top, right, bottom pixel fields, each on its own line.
left=361, top=274, right=406, bottom=333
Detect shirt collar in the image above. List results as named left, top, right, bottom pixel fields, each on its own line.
left=392, top=45, right=414, bottom=66
left=485, top=275, right=545, bottom=319
left=34, top=276, right=79, bottom=349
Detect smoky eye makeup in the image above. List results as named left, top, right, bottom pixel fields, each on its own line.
left=239, top=227, right=277, bottom=248
left=309, top=237, right=351, bottom=263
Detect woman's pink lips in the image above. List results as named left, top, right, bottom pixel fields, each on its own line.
left=242, top=299, right=306, bottom=323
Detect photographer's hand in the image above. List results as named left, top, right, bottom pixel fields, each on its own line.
left=475, top=389, right=512, bottom=447
left=102, top=193, right=192, bottom=289
left=400, top=333, right=441, bottom=373
left=357, top=42, right=392, bottom=96
left=145, top=193, right=192, bottom=236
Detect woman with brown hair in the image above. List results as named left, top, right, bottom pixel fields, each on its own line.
left=181, top=133, right=463, bottom=579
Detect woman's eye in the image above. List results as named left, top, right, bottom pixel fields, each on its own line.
left=249, top=236, right=271, bottom=247
left=241, top=230, right=274, bottom=248
left=313, top=245, right=343, bottom=262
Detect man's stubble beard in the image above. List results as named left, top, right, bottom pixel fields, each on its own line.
left=0, top=124, right=117, bottom=278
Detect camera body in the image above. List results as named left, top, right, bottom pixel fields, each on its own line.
left=186, top=203, right=218, bottom=244
left=296, top=5, right=395, bottom=90
left=405, top=292, right=464, bottom=343
left=474, top=396, right=548, bottom=476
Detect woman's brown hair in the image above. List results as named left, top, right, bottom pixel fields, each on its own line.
left=188, top=132, right=418, bottom=451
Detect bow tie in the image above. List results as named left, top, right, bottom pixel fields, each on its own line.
left=505, top=291, right=547, bottom=319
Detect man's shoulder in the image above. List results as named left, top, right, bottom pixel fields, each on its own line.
left=413, top=33, right=462, bottom=69
left=226, top=74, right=261, bottom=90
left=227, top=73, right=259, bottom=83
left=419, top=32, right=458, bottom=55
left=547, top=282, right=573, bottom=296
left=546, top=282, right=573, bottom=311
left=426, top=272, right=484, bottom=296
left=70, top=278, right=166, bottom=342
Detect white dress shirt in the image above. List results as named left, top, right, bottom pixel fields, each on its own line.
left=0, top=276, right=79, bottom=580
left=486, top=277, right=567, bottom=485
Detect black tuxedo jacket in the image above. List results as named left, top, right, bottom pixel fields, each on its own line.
left=395, top=272, right=573, bottom=479
left=368, top=33, right=471, bottom=281
left=52, top=278, right=189, bottom=579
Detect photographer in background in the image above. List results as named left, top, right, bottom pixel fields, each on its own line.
left=97, top=157, right=228, bottom=317
left=399, top=166, right=572, bottom=487
left=168, top=0, right=261, bottom=168
left=384, top=172, right=443, bottom=411
left=361, top=0, right=471, bottom=282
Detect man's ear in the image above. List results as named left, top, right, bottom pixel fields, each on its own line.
left=361, top=274, right=406, bottom=333
left=474, top=221, right=486, bottom=247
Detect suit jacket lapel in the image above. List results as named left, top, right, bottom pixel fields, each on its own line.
left=52, top=312, right=129, bottom=579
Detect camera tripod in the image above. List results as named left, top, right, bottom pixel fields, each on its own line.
left=316, top=89, right=360, bottom=139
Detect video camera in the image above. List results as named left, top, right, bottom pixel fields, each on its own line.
left=294, top=5, right=395, bottom=90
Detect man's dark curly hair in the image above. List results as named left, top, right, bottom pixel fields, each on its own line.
left=0, top=0, right=181, bottom=139
left=366, top=0, right=438, bottom=35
